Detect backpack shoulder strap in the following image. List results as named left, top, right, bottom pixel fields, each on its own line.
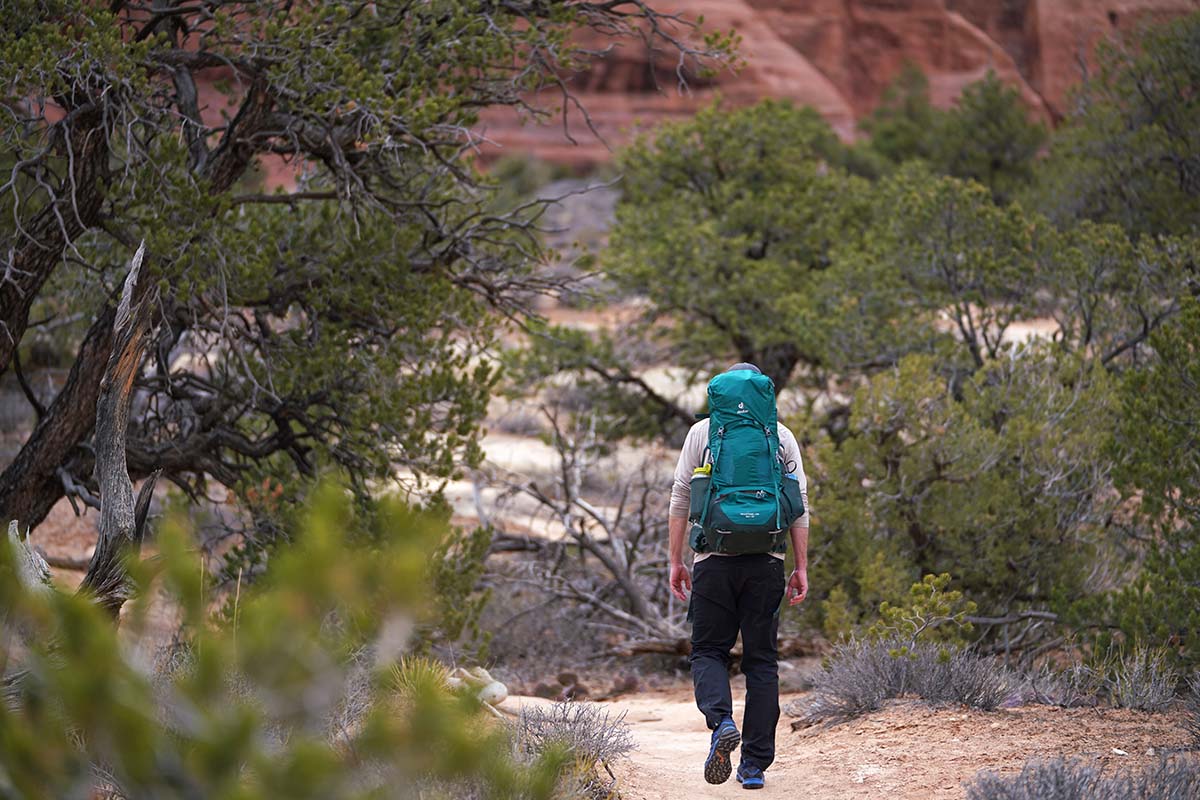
left=698, top=423, right=723, bottom=528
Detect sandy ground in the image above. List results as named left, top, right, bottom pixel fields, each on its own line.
left=500, top=689, right=1195, bottom=800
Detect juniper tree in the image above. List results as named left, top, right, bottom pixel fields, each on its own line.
left=0, top=1, right=730, bottom=533
left=1029, top=11, right=1200, bottom=235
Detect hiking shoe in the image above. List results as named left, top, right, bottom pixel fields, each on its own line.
left=736, top=763, right=765, bottom=790
left=703, top=718, right=740, bottom=784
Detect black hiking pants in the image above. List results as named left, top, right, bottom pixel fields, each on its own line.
left=688, top=552, right=786, bottom=772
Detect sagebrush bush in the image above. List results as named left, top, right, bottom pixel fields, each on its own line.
left=1108, top=646, right=1179, bottom=712
left=967, top=758, right=1106, bottom=800
left=800, top=638, right=1015, bottom=725
left=513, top=703, right=635, bottom=800
left=514, top=703, right=635, bottom=769
left=966, top=756, right=1200, bottom=800
left=1185, top=672, right=1200, bottom=748
left=913, top=647, right=1014, bottom=711
left=1027, top=662, right=1104, bottom=708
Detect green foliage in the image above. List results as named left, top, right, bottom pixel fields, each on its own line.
left=859, top=67, right=1046, bottom=203
left=1042, top=222, right=1196, bottom=365
left=388, top=655, right=451, bottom=700
left=1100, top=299, right=1200, bottom=666
left=421, top=524, right=495, bottom=658
left=857, top=63, right=941, bottom=168
left=0, top=484, right=570, bottom=799
left=867, top=164, right=1046, bottom=368
left=811, top=346, right=1118, bottom=633
left=932, top=72, right=1047, bottom=205
left=0, top=0, right=734, bottom=549
left=605, top=99, right=872, bottom=389
left=1027, top=12, right=1200, bottom=235
left=868, top=573, right=978, bottom=651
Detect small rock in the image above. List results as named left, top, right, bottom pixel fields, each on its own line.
left=1145, top=747, right=1156, bottom=756
left=556, top=671, right=578, bottom=687
left=1112, top=748, right=1128, bottom=756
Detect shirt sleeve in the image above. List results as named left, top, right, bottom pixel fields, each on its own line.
left=778, top=423, right=811, bottom=527
left=669, top=420, right=708, bottom=519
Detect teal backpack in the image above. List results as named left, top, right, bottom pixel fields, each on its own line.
left=687, top=369, right=805, bottom=555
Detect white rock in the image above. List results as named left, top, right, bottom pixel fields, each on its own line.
left=477, top=681, right=508, bottom=706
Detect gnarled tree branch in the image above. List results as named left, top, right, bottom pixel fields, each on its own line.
left=78, top=242, right=159, bottom=618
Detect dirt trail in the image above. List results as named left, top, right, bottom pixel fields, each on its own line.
left=501, top=689, right=1193, bottom=800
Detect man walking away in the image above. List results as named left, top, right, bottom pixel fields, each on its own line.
left=667, top=363, right=810, bottom=790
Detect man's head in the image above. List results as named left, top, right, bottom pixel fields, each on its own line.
left=727, top=362, right=762, bottom=374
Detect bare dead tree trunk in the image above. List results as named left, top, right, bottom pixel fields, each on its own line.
left=77, top=242, right=159, bottom=618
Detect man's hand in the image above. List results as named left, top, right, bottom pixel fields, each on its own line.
left=669, top=562, right=692, bottom=602
left=786, top=568, right=808, bottom=606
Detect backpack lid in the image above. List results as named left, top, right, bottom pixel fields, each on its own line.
left=706, top=369, right=776, bottom=428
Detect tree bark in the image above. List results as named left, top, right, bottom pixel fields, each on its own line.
left=78, top=243, right=158, bottom=617
left=0, top=78, right=274, bottom=534
left=0, top=304, right=117, bottom=529
left=3, top=247, right=156, bottom=705
left=0, top=110, right=109, bottom=377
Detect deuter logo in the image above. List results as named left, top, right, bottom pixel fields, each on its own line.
left=737, top=401, right=748, bottom=414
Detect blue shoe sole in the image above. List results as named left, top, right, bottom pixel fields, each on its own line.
left=704, top=725, right=741, bottom=785
left=736, top=774, right=765, bottom=790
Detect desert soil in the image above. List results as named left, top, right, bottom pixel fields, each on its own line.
left=500, top=689, right=1194, bottom=800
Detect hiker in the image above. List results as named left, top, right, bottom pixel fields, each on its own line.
left=668, top=362, right=810, bottom=791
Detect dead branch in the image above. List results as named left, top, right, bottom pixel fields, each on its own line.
left=78, top=242, right=159, bottom=618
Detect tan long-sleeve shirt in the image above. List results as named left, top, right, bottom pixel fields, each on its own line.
left=670, top=418, right=810, bottom=562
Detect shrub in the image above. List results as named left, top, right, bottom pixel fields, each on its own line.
left=515, top=703, right=634, bottom=768
left=1135, top=757, right=1200, bottom=798
left=513, top=703, right=635, bottom=800
left=1184, top=672, right=1200, bottom=748
left=912, top=648, right=1014, bottom=711
left=0, top=484, right=571, bottom=800
left=867, top=572, right=977, bottom=648
left=1107, top=646, right=1179, bottom=713
left=966, top=758, right=1107, bottom=800
left=800, top=638, right=1016, bottom=725
left=966, top=756, right=1200, bottom=800
left=1027, top=662, right=1104, bottom=708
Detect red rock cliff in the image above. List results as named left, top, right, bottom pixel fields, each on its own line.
left=477, top=0, right=1198, bottom=168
